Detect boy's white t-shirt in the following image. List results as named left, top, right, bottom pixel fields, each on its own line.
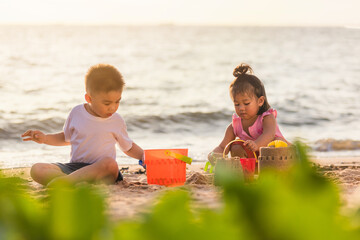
left=63, top=104, right=133, bottom=164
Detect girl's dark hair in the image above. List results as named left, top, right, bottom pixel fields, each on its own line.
left=230, top=63, right=270, bottom=115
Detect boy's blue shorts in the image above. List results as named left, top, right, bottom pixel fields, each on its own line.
left=53, top=162, right=123, bottom=182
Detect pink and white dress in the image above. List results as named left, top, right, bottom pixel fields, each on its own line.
left=232, top=108, right=285, bottom=141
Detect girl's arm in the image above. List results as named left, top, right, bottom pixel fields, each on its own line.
left=123, top=142, right=144, bottom=160
left=22, top=130, right=70, bottom=146
left=209, top=123, right=236, bottom=158
left=249, top=114, right=276, bottom=151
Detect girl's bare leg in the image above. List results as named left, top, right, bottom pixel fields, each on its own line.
left=47, top=157, right=119, bottom=187
left=230, top=144, right=248, bottom=158
left=30, top=163, right=66, bottom=185
left=231, top=144, right=258, bottom=174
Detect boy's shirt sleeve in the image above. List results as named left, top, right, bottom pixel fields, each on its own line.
left=63, top=109, right=73, bottom=143
left=115, top=116, right=133, bottom=152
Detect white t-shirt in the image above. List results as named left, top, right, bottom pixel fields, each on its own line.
left=63, top=104, right=133, bottom=164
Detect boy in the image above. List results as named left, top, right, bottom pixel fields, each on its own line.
left=22, top=64, right=144, bottom=186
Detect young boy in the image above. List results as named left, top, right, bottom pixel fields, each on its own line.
left=22, top=64, right=144, bottom=186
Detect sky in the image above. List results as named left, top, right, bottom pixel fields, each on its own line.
left=0, top=0, right=359, bottom=26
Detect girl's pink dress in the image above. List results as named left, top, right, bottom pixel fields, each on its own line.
left=232, top=108, right=285, bottom=141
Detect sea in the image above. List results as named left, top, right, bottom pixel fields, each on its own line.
left=0, top=25, right=359, bottom=168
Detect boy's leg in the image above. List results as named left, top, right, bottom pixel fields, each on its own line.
left=48, top=157, right=119, bottom=186
left=30, top=163, right=66, bottom=185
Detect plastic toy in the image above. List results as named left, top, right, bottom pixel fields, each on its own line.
left=205, top=139, right=257, bottom=175
left=267, top=140, right=288, bottom=148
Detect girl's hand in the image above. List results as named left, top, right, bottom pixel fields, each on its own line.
left=244, top=140, right=258, bottom=152
left=208, top=152, right=223, bottom=164
left=21, top=130, right=46, bottom=144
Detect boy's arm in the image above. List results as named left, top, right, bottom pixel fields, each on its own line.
left=22, top=130, right=70, bottom=146
left=123, top=142, right=144, bottom=160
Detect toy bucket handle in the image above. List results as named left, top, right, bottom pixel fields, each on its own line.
left=164, top=150, right=192, bottom=165
left=223, top=139, right=257, bottom=159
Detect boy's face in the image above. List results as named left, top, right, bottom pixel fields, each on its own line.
left=85, top=90, right=122, bottom=118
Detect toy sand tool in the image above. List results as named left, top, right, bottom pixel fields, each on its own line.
left=204, top=139, right=257, bottom=173
left=164, top=150, right=192, bottom=164
left=204, top=153, right=219, bottom=173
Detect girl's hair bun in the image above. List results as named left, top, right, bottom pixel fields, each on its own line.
left=233, top=63, right=253, bottom=77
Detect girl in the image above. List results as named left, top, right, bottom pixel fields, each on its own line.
left=209, top=63, right=287, bottom=160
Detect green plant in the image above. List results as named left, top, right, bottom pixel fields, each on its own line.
left=0, top=178, right=108, bottom=240
left=0, top=141, right=359, bottom=240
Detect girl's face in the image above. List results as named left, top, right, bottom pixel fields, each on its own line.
left=233, top=92, right=264, bottom=120
left=85, top=90, right=122, bottom=118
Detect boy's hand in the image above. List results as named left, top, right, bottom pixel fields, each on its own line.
left=21, top=130, right=46, bottom=144
left=243, top=140, right=258, bottom=152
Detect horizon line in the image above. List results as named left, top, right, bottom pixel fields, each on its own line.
left=0, top=22, right=355, bottom=28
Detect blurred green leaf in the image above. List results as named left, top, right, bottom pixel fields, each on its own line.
left=1, top=141, right=360, bottom=240
left=217, top=141, right=358, bottom=240
left=47, top=183, right=107, bottom=240
left=0, top=176, right=47, bottom=240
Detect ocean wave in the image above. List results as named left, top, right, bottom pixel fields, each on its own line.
left=0, top=117, right=65, bottom=140
left=0, top=111, right=231, bottom=140
left=126, top=109, right=332, bottom=130
left=126, top=111, right=232, bottom=132
left=1, top=108, right=336, bottom=140
left=313, top=138, right=360, bottom=151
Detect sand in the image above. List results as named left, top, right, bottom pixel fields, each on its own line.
left=0, top=163, right=221, bottom=221
left=1, top=157, right=360, bottom=220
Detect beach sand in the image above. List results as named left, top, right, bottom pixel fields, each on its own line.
left=1, top=157, right=360, bottom=220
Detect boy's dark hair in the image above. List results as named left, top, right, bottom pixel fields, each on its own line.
left=230, top=63, right=270, bottom=115
left=85, top=64, right=125, bottom=94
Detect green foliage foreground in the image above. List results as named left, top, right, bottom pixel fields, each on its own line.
left=1, top=142, right=360, bottom=240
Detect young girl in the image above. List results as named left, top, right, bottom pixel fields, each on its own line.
left=209, top=63, right=287, bottom=160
